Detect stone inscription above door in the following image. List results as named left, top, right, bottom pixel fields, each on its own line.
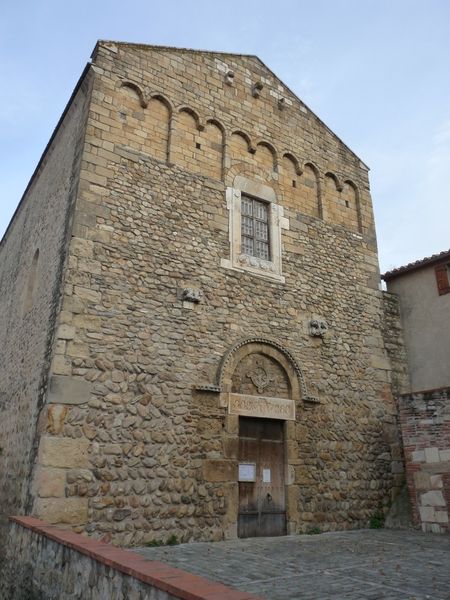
left=228, top=392, right=295, bottom=421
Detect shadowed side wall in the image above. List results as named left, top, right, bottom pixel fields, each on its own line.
left=0, top=69, right=93, bottom=552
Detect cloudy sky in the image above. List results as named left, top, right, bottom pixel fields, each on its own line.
left=1, top=0, right=449, bottom=272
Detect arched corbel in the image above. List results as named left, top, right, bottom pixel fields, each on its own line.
left=231, top=129, right=256, bottom=154
left=304, top=161, right=323, bottom=219
left=119, top=80, right=148, bottom=108
left=206, top=118, right=226, bottom=181
left=344, top=179, right=363, bottom=233
left=282, top=152, right=303, bottom=176
left=325, top=171, right=343, bottom=192
left=255, top=140, right=278, bottom=172
left=177, top=106, right=205, bottom=131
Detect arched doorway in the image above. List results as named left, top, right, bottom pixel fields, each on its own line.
left=216, top=338, right=306, bottom=538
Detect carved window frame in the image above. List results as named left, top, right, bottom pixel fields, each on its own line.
left=220, top=176, right=288, bottom=283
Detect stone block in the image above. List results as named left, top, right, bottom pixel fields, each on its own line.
left=420, top=490, right=445, bottom=507
left=434, top=511, right=449, bottom=524
left=370, top=354, right=391, bottom=370
left=34, top=497, right=88, bottom=524
left=48, top=375, right=91, bottom=405
left=439, top=449, right=450, bottom=462
left=203, top=459, right=236, bottom=482
left=424, top=447, right=440, bottom=463
left=222, top=437, right=239, bottom=459
left=411, top=450, right=425, bottom=463
left=51, top=355, right=72, bottom=376
left=430, top=475, right=443, bottom=489
left=38, top=436, right=89, bottom=468
left=287, top=485, right=300, bottom=521
left=103, top=444, right=122, bottom=455
left=413, top=471, right=430, bottom=490
left=33, top=467, right=66, bottom=497
left=47, top=405, right=69, bottom=435
left=419, top=506, right=435, bottom=522
left=57, top=324, right=76, bottom=340
left=70, top=237, right=94, bottom=258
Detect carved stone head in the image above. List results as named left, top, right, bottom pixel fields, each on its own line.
left=309, top=319, right=328, bottom=337
left=181, top=288, right=203, bottom=303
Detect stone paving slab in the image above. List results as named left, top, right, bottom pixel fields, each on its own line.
left=136, top=530, right=450, bottom=600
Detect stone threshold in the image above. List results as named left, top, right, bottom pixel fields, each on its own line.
left=10, top=516, right=262, bottom=600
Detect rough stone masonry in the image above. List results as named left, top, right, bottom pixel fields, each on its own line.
left=0, top=41, right=408, bottom=548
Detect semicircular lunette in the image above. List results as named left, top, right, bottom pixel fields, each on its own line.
left=216, top=336, right=318, bottom=404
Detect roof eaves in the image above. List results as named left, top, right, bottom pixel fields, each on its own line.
left=382, top=249, right=450, bottom=281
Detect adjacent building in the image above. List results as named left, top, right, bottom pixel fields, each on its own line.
left=383, top=252, right=450, bottom=533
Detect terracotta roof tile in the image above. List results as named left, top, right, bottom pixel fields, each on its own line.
left=382, top=249, right=450, bottom=280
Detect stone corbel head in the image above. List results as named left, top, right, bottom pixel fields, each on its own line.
left=225, top=70, right=235, bottom=86
left=252, top=81, right=264, bottom=98
left=309, top=319, right=328, bottom=338
left=181, top=288, right=203, bottom=303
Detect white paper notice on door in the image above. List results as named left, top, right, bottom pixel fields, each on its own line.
left=263, top=468, right=271, bottom=483
left=239, top=463, right=256, bottom=482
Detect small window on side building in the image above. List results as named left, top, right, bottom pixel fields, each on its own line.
left=435, top=263, right=450, bottom=295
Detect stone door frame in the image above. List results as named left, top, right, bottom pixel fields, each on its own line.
left=217, top=337, right=308, bottom=537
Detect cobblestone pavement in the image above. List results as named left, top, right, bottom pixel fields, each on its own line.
left=136, top=529, right=450, bottom=600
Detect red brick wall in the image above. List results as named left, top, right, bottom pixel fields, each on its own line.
left=399, top=389, right=450, bottom=533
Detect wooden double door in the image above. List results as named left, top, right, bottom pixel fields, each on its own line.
left=238, top=417, right=286, bottom=538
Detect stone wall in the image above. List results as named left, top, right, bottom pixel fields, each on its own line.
left=1, top=516, right=257, bottom=600
left=399, top=389, right=450, bottom=533
left=22, top=42, right=406, bottom=544
left=381, top=292, right=409, bottom=398
left=0, top=69, right=93, bottom=551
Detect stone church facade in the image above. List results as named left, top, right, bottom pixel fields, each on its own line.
left=0, top=42, right=407, bottom=546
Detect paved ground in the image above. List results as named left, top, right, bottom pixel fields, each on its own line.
left=136, top=529, right=450, bottom=600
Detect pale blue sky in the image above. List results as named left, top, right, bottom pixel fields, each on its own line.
left=1, top=0, right=449, bottom=272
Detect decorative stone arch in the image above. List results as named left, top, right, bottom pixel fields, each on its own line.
left=216, top=337, right=317, bottom=404
left=254, top=140, right=278, bottom=173
left=205, top=118, right=226, bottom=180
left=343, top=178, right=363, bottom=233
left=303, top=161, right=323, bottom=219
left=149, top=92, right=173, bottom=118
left=176, top=105, right=204, bottom=131
left=282, top=152, right=303, bottom=176
left=230, top=130, right=256, bottom=154
left=206, top=117, right=226, bottom=135
left=225, top=163, right=283, bottom=196
left=324, top=171, right=343, bottom=192
left=119, top=80, right=148, bottom=108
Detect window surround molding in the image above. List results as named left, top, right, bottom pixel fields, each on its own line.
left=220, top=176, right=289, bottom=283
